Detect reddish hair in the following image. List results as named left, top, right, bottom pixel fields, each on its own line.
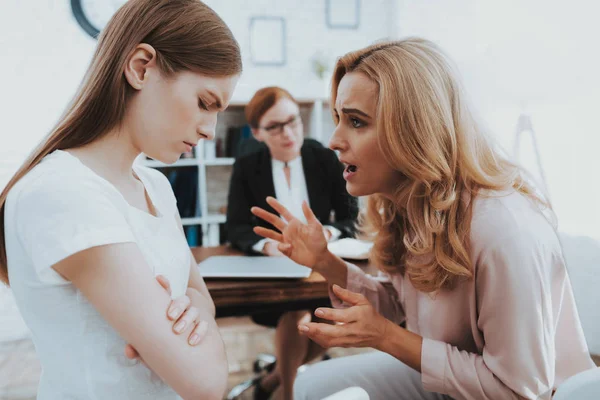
left=245, top=86, right=297, bottom=128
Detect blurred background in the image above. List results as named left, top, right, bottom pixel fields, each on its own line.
left=1, top=0, right=598, bottom=241
left=1, top=1, right=599, bottom=398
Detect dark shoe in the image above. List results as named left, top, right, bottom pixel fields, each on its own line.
left=253, top=376, right=273, bottom=400
left=253, top=353, right=277, bottom=373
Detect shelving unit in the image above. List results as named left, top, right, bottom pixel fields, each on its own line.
left=141, top=97, right=330, bottom=246
left=144, top=157, right=236, bottom=168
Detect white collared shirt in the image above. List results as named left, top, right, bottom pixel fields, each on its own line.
left=271, top=156, right=309, bottom=224
left=252, top=156, right=340, bottom=253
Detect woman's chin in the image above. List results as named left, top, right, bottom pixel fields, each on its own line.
left=347, top=182, right=377, bottom=198
left=168, top=154, right=183, bottom=164
left=278, top=147, right=301, bottom=160
left=346, top=183, right=364, bottom=197
left=147, top=152, right=180, bottom=165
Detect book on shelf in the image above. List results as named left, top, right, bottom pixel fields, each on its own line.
left=172, top=167, right=200, bottom=219
left=184, top=225, right=202, bottom=247
left=156, top=166, right=202, bottom=219
left=152, top=165, right=203, bottom=246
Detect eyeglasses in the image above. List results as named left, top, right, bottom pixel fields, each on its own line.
left=260, top=115, right=302, bottom=136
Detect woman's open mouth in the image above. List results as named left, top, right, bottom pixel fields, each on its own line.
left=343, top=164, right=358, bottom=180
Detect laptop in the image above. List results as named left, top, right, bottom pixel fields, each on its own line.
left=198, top=256, right=312, bottom=279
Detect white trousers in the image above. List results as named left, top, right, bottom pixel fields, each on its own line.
left=294, top=351, right=453, bottom=400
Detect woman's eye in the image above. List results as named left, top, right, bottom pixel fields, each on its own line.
left=198, top=98, right=209, bottom=111
left=350, top=117, right=364, bottom=128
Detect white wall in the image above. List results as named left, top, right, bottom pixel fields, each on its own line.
left=4, top=0, right=597, bottom=240
left=0, top=0, right=394, bottom=188
left=0, top=0, right=97, bottom=188
left=204, top=0, right=395, bottom=100
left=394, top=0, right=600, bottom=241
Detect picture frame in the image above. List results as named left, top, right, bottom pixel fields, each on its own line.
left=326, top=0, right=360, bottom=30
left=249, top=16, right=287, bottom=66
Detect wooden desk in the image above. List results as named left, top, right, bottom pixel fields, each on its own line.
left=192, top=246, right=372, bottom=318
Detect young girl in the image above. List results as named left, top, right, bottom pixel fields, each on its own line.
left=251, top=38, right=595, bottom=400
left=0, top=0, right=241, bottom=399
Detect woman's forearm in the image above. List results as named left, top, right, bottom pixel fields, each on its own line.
left=313, top=250, right=348, bottom=289
left=187, top=287, right=216, bottom=318
left=188, top=300, right=228, bottom=399
left=313, top=251, right=423, bottom=372
left=187, top=253, right=216, bottom=317
left=182, top=288, right=228, bottom=398
left=377, top=321, right=423, bottom=373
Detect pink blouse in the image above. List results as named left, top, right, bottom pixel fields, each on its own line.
left=332, top=191, right=595, bottom=399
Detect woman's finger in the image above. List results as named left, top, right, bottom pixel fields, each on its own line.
left=124, top=344, right=139, bottom=359
left=266, top=196, right=296, bottom=223
left=188, top=320, right=209, bottom=346
left=302, top=200, right=320, bottom=225
left=277, top=242, right=292, bottom=256
left=298, top=322, right=347, bottom=347
left=314, top=306, right=356, bottom=324
left=167, top=294, right=191, bottom=321
left=251, top=206, right=287, bottom=232
left=253, top=226, right=283, bottom=242
left=173, top=306, right=200, bottom=335
left=332, top=284, right=368, bottom=306
left=156, top=275, right=172, bottom=296
left=124, top=345, right=149, bottom=368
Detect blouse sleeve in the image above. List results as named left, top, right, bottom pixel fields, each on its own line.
left=421, top=230, right=558, bottom=399
left=329, top=262, right=406, bottom=325
left=14, top=175, right=135, bottom=284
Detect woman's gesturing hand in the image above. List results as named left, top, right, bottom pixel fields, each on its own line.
left=298, top=284, right=391, bottom=350
left=251, top=196, right=329, bottom=269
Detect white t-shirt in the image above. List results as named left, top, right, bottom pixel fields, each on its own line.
left=5, top=150, right=191, bottom=399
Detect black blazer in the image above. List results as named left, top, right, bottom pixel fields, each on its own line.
left=226, top=139, right=359, bottom=254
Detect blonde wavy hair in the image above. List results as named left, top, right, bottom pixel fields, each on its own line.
left=330, top=38, right=547, bottom=293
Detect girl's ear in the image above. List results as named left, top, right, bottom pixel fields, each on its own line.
left=124, top=43, right=157, bottom=90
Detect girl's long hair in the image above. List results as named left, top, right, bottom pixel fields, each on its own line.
left=0, top=0, right=242, bottom=285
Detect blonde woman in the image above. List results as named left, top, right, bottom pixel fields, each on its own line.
left=251, top=38, right=595, bottom=400
left=0, top=0, right=241, bottom=399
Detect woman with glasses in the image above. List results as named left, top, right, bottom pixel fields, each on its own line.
left=226, top=86, right=359, bottom=399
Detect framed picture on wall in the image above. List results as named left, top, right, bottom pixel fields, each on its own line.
left=326, top=0, right=360, bottom=29
left=249, top=17, right=287, bottom=66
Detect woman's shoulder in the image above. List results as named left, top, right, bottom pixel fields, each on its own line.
left=9, top=151, right=105, bottom=198
left=7, top=151, right=124, bottom=214
left=469, top=189, right=558, bottom=256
